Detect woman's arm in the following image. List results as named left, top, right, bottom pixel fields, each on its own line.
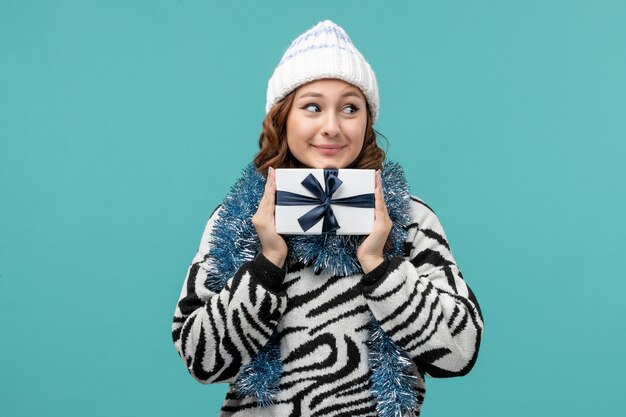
left=172, top=206, right=287, bottom=384
left=362, top=197, right=484, bottom=377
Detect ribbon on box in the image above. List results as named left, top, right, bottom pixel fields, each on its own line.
left=275, top=169, right=375, bottom=234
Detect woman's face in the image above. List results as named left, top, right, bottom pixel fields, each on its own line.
left=286, top=79, right=367, bottom=169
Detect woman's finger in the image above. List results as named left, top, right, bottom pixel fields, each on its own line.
left=266, top=167, right=276, bottom=206
left=374, top=170, right=389, bottom=216
left=260, top=167, right=275, bottom=207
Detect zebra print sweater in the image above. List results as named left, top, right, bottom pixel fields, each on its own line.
left=172, top=196, right=483, bottom=416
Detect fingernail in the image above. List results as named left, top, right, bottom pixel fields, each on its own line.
left=269, top=167, right=273, bottom=175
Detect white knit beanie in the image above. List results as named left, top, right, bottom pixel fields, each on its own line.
left=266, top=20, right=379, bottom=123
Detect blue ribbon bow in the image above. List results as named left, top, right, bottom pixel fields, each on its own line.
left=275, top=169, right=375, bottom=234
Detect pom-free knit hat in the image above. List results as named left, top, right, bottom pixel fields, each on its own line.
left=266, top=20, right=379, bottom=122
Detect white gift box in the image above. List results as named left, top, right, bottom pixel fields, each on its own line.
left=275, top=168, right=375, bottom=235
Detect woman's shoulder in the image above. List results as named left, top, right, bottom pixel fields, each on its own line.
left=408, top=195, right=437, bottom=215
left=403, top=194, right=456, bottom=250
left=405, top=195, right=446, bottom=230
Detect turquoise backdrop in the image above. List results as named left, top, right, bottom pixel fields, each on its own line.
left=1, top=1, right=625, bottom=416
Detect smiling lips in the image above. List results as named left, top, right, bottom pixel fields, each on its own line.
left=311, top=144, right=346, bottom=155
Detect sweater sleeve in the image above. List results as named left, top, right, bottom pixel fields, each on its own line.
left=362, top=197, right=484, bottom=377
left=171, top=206, right=288, bottom=384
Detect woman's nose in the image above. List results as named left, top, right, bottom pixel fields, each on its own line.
left=321, top=113, right=340, bottom=138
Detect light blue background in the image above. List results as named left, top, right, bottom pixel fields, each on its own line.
left=1, top=1, right=625, bottom=416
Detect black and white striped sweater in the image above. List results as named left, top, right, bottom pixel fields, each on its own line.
left=172, top=196, right=483, bottom=416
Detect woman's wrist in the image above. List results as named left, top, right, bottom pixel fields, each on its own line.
left=262, top=250, right=287, bottom=268
left=359, top=255, right=385, bottom=274
left=361, top=258, right=391, bottom=286
left=252, top=253, right=286, bottom=293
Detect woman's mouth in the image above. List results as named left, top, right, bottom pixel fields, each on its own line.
left=312, top=144, right=345, bottom=155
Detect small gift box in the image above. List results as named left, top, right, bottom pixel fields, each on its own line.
left=275, top=168, right=375, bottom=235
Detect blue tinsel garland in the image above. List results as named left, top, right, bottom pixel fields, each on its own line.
left=232, top=333, right=282, bottom=408
left=368, top=316, right=426, bottom=417
left=204, top=162, right=420, bottom=416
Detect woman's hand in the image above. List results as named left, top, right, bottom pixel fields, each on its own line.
left=252, top=167, right=288, bottom=268
left=357, top=170, right=392, bottom=274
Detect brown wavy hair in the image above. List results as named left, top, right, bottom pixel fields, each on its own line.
left=253, top=89, right=386, bottom=177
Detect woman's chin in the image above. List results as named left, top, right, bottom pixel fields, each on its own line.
left=293, top=154, right=358, bottom=169
left=308, top=157, right=348, bottom=170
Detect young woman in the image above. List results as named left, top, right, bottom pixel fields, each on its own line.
left=172, top=20, right=483, bottom=417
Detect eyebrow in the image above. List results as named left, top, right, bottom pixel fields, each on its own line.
left=297, top=91, right=364, bottom=100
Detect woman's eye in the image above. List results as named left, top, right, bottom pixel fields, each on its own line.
left=342, top=104, right=359, bottom=114
left=303, top=104, right=321, bottom=112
